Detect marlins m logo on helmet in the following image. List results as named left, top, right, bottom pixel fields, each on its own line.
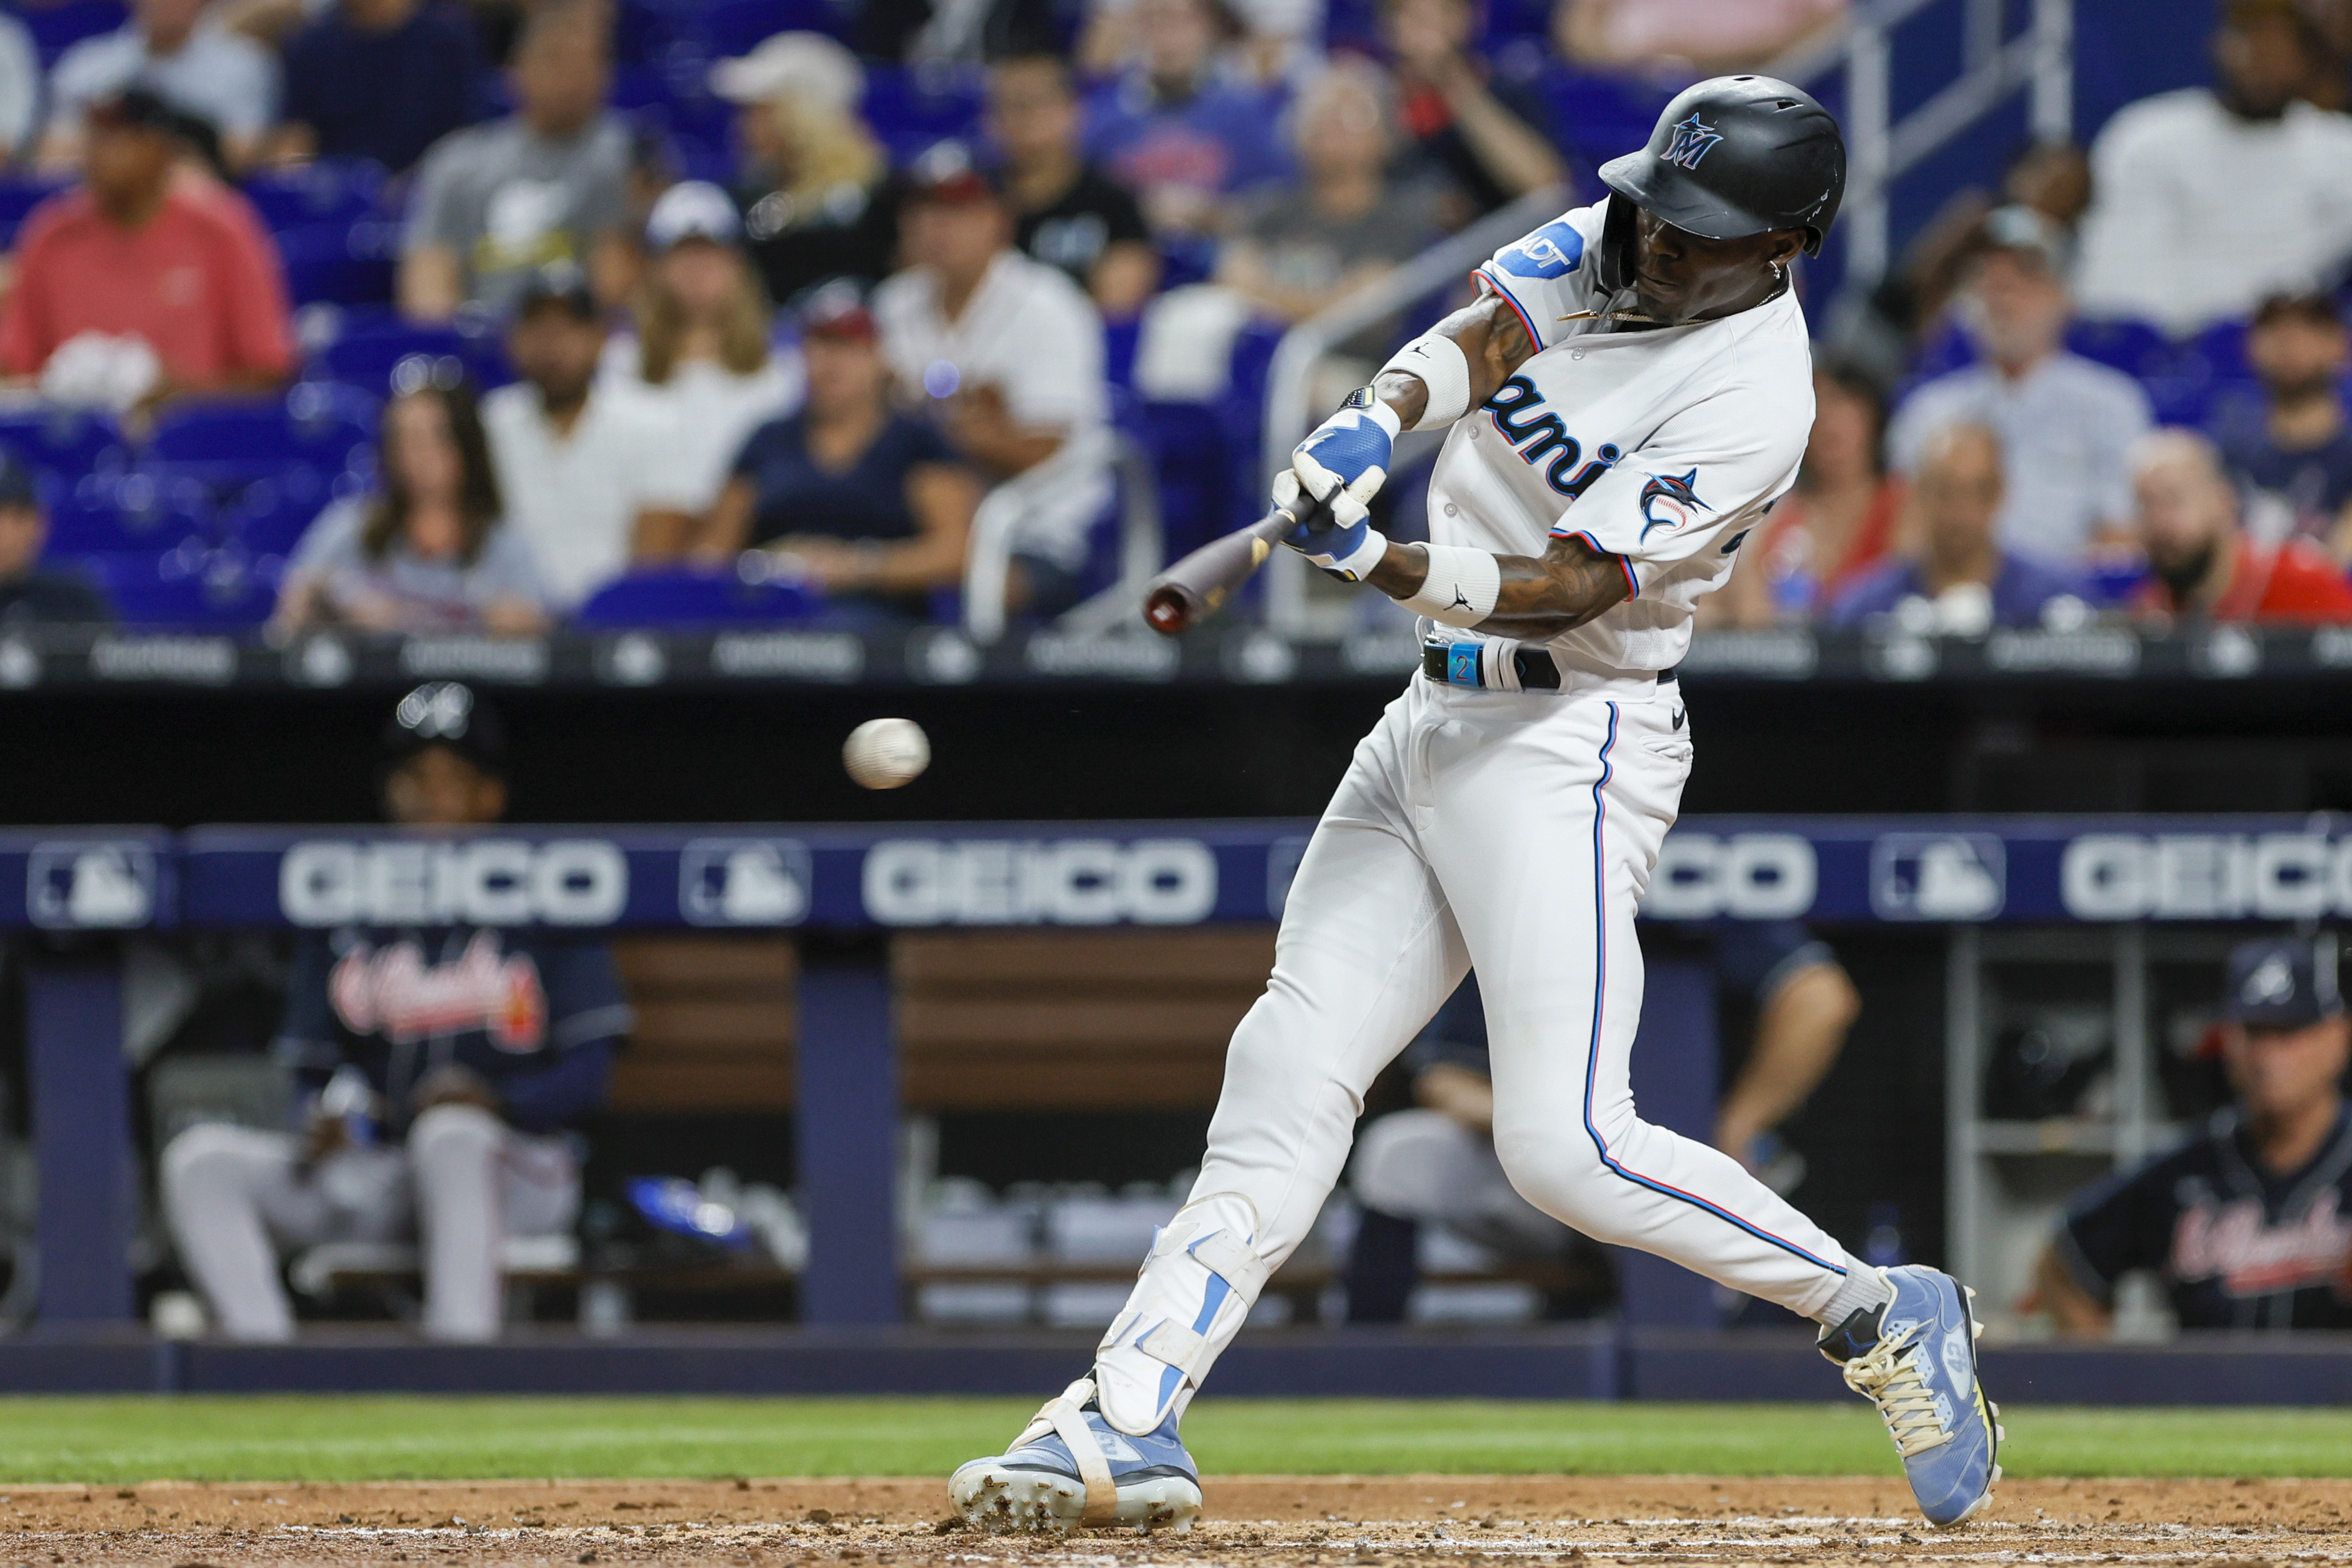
left=1660, top=114, right=1723, bottom=171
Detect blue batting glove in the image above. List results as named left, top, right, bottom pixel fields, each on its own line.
left=1276, top=388, right=1399, bottom=580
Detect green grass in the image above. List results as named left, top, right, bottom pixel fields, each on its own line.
left=0, top=1398, right=2346, bottom=1484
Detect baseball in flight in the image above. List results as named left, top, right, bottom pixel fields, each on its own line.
left=843, top=717, right=930, bottom=789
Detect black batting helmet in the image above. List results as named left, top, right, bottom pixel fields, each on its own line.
left=1599, top=76, right=1846, bottom=256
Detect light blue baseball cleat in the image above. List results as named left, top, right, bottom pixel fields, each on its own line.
left=1818, top=1265, right=2005, bottom=1527
left=948, top=1377, right=1203, bottom=1534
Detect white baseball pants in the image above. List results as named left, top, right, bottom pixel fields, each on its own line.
left=1095, top=674, right=1858, bottom=1431
left=161, top=1103, right=579, bottom=1342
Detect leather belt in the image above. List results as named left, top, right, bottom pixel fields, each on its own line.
left=1421, top=637, right=1677, bottom=693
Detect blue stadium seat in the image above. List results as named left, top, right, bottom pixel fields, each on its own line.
left=703, top=0, right=856, bottom=53
left=217, top=468, right=341, bottom=558
left=0, top=176, right=68, bottom=249
left=0, top=406, right=129, bottom=483
left=45, top=476, right=211, bottom=556
left=240, top=161, right=387, bottom=234
left=81, top=548, right=277, bottom=627
left=145, top=388, right=377, bottom=495
left=277, top=220, right=401, bottom=308
left=306, top=313, right=510, bottom=396
left=15, top=0, right=125, bottom=66
left=573, top=566, right=820, bottom=626
left=861, top=66, right=988, bottom=163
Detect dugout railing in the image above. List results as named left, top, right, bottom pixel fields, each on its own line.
left=2, top=817, right=2349, bottom=1399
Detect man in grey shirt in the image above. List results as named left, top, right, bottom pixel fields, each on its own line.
left=1887, top=206, right=2152, bottom=570
left=398, top=0, right=631, bottom=322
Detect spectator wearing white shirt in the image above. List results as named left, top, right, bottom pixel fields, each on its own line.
left=874, top=143, right=1112, bottom=617
left=1888, top=206, right=2153, bottom=568
left=601, top=181, right=800, bottom=527
left=2073, top=0, right=2352, bottom=338
left=40, top=0, right=279, bottom=172
left=482, top=266, right=699, bottom=609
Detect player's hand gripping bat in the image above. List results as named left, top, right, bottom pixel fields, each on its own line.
left=1141, top=487, right=1333, bottom=636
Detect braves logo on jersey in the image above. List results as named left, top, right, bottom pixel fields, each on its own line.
left=329, top=931, right=549, bottom=1051
left=2173, top=1187, right=2352, bottom=1298
left=1639, top=469, right=1711, bottom=539
left=1661, top=114, right=1723, bottom=171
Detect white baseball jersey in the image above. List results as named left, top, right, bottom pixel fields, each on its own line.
left=1079, top=200, right=1861, bottom=1445
left=1426, top=196, right=1814, bottom=674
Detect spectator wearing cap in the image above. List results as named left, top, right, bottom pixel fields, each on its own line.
left=273, top=380, right=548, bottom=637
left=2128, top=428, right=2352, bottom=624
left=2075, top=0, right=2352, bottom=339
left=987, top=54, right=1160, bottom=321
left=41, top=0, right=278, bottom=172
left=695, top=287, right=978, bottom=621
left=713, top=33, right=897, bottom=310
left=1082, top=0, right=1291, bottom=243
left=2213, top=293, right=2352, bottom=560
left=875, top=144, right=1113, bottom=618
left=1, top=89, right=295, bottom=412
left=1380, top=0, right=1561, bottom=220
left=601, top=181, right=799, bottom=522
left=1830, top=423, right=2085, bottom=634
left=266, top=0, right=485, bottom=174
left=1887, top=206, right=2152, bottom=570
left=2033, top=937, right=2352, bottom=1334
left=163, top=682, right=626, bottom=1343
left=1215, top=58, right=1448, bottom=361
left=480, top=266, right=698, bottom=608
left=398, top=0, right=632, bottom=322
left=0, top=453, right=111, bottom=624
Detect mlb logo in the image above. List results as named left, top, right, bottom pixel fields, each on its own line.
left=680, top=839, right=811, bottom=926
left=1869, top=834, right=2006, bottom=921
left=27, top=843, right=156, bottom=929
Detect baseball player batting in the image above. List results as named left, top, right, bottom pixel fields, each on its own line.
left=951, top=77, right=2001, bottom=1534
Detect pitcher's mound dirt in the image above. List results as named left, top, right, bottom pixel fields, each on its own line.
left=0, top=1475, right=2338, bottom=1566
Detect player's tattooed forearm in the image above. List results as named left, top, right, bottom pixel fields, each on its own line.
left=1474, top=534, right=1632, bottom=637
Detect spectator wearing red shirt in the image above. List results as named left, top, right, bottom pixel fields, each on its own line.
left=0, top=89, right=294, bottom=410
left=2131, top=428, right=2352, bottom=624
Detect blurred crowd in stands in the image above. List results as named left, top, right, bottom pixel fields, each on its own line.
left=0, top=0, right=2350, bottom=637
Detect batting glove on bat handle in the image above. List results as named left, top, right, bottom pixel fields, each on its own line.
left=1277, top=389, right=1399, bottom=582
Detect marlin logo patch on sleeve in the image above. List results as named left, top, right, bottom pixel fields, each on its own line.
left=1638, top=469, right=1711, bottom=539
left=1661, top=115, right=1723, bottom=170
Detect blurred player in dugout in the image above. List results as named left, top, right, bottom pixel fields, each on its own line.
left=2033, top=935, right=2352, bottom=1334
left=161, top=683, right=631, bottom=1341
left=1347, top=923, right=1859, bottom=1318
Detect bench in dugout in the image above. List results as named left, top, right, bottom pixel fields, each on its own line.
left=147, top=931, right=1566, bottom=1326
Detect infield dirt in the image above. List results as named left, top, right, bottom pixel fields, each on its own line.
left=0, top=1475, right=2341, bottom=1566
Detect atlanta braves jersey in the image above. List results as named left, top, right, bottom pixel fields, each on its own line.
left=1430, top=195, right=1814, bottom=674
left=2057, top=1104, right=2352, bottom=1330
left=274, top=926, right=632, bottom=1136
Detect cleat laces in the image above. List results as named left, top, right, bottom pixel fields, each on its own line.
left=1840, top=1323, right=1952, bottom=1460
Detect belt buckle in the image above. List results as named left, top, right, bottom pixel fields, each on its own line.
left=1445, top=642, right=1481, bottom=688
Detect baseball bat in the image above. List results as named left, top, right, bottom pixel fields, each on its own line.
left=1142, top=489, right=1331, bottom=636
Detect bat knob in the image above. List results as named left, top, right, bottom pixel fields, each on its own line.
left=1143, top=587, right=1191, bottom=635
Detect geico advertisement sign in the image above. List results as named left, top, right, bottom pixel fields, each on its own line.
left=2063, top=833, right=2352, bottom=920
left=281, top=839, right=628, bottom=926
left=863, top=838, right=1216, bottom=925
left=1641, top=832, right=1816, bottom=920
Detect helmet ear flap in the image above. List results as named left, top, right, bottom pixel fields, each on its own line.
left=1596, top=192, right=1638, bottom=295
